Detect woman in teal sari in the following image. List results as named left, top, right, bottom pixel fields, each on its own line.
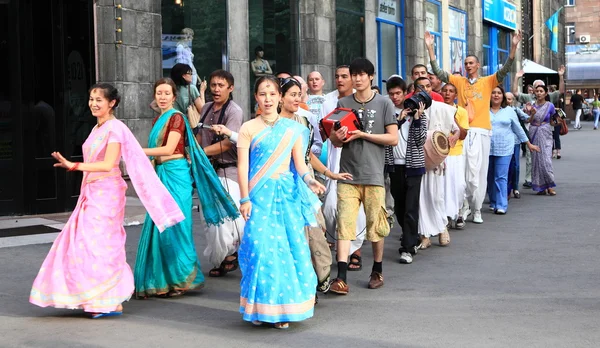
left=237, top=76, right=325, bottom=329
left=134, top=78, right=239, bottom=298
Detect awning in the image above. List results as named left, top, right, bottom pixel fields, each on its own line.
left=521, top=59, right=558, bottom=74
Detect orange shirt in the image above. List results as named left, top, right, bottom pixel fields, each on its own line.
left=448, top=74, right=499, bottom=130
left=449, top=105, right=469, bottom=156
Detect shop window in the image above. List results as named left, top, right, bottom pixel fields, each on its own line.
left=449, top=7, right=467, bottom=75
left=336, top=0, right=365, bottom=66
left=376, top=0, right=404, bottom=92
left=425, top=0, right=442, bottom=67
left=483, top=24, right=512, bottom=90
left=161, top=1, right=227, bottom=85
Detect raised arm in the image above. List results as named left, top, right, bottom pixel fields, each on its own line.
left=496, top=30, right=522, bottom=83
left=424, top=31, right=449, bottom=83
left=558, top=65, right=565, bottom=94
left=512, top=70, right=524, bottom=96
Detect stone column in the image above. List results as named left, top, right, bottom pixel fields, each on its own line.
left=227, top=0, right=251, bottom=120
left=364, top=0, right=378, bottom=70
left=95, top=0, right=162, bottom=144
left=404, top=0, right=426, bottom=78
left=466, top=0, right=483, bottom=65
left=299, top=0, right=336, bottom=91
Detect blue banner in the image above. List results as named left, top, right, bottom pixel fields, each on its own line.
left=483, top=0, right=517, bottom=30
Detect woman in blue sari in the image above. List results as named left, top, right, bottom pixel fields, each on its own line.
left=237, top=76, right=325, bottom=329
left=134, top=78, right=239, bottom=298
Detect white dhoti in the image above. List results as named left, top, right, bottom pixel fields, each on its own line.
left=201, top=177, right=245, bottom=267
left=323, top=143, right=366, bottom=254
left=444, top=155, right=466, bottom=220
left=463, top=128, right=491, bottom=212
left=418, top=167, right=447, bottom=238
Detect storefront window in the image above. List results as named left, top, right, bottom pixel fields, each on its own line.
left=425, top=0, right=442, bottom=67
left=336, top=0, right=365, bottom=66
left=377, top=0, right=404, bottom=92
left=161, top=1, right=227, bottom=84
left=449, top=8, right=467, bottom=75
left=483, top=23, right=512, bottom=90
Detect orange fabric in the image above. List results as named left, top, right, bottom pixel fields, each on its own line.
left=299, top=102, right=309, bottom=111
left=448, top=74, right=499, bottom=130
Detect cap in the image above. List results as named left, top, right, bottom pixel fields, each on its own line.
left=533, top=79, right=545, bottom=88
left=382, top=74, right=403, bottom=83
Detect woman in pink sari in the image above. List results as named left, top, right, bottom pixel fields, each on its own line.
left=29, top=83, right=185, bottom=318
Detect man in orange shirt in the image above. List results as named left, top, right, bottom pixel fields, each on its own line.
left=425, top=29, right=522, bottom=224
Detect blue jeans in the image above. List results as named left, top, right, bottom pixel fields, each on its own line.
left=507, top=144, right=521, bottom=193
left=487, top=155, right=512, bottom=212
left=593, top=109, right=600, bottom=128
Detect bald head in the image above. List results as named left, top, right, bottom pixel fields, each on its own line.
left=294, top=75, right=309, bottom=102
left=505, top=92, right=516, bottom=106
left=307, top=71, right=325, bottom=95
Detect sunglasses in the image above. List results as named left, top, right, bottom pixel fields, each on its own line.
left=279, top=77, right=300, bottom=88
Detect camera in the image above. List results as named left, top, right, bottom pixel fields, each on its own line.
left=404, top=86, right=433, bottom=113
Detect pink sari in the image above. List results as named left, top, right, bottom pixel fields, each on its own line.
left=29, top=119, right=184, bottom=313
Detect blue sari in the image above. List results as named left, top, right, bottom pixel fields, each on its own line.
left=134, top=109, right=239, bottom=297
left=239, top=118, right=319, bottom=323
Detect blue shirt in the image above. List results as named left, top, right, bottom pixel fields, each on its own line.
left=490, top=107, right=529, bottom=156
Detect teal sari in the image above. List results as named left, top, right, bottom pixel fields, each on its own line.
left=134, top=109, right=239, bottom=297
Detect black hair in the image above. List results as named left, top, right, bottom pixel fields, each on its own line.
left=153, top=77, right=178, bottom=97
left=89, top=83, right=121, bottom=110
left=441, top=83, right=457, bottom=94
left=209, top=69, right=235, bottom=87
left=275, top=71, right=293, bottom=78
left=414, top=77, right=431, bottom=89
left=371, top=85, right=381, bottom=93
left=255, top=46, right=264, bottom=56
left=465, top=55, right=480, bottom=63
left=386, top=77, right=407, bottom=92
left=170, top=63, right=192, bottom=87
left=279, top=77, right=301, bottom=96
left=411, top=64, right=427, bottom=75
left=349, top=58, right=375, bottom=76
left=490, top=85, right=508, bottom=108
left=254, top=75, right=281, bottom=95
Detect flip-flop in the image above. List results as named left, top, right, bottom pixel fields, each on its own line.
left=91, top=311, right=122, bottom=319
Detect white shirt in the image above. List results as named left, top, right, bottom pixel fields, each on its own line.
left=392, top=107, right=410, bottom=164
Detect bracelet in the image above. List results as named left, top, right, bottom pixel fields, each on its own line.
left=68, top=163, right=80, bottom=172
left=301, top=172, right=310, bottom=181
left=239, top=197, right=250, bottom=205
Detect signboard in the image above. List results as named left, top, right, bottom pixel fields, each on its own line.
left=161, top=34, right=191, bottom=70
left=483, top=0, right=517, bottom=31
left=449, top=8, right=466, bottom=40
left=378, top=0, right=400, bottom=23
left=566, top=44, right=600, bottom=85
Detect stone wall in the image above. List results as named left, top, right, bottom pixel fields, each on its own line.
left=95, top=0, right=162, bottom=145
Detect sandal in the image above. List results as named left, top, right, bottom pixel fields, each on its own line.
left=348, top=253, right=362, bottom=271
left=274, top=322, right=289, bottom=330
left=209, top=253, right=239, bottom=277
left=548, top=189, right=557, bottom=196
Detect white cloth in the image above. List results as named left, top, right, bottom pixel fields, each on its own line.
left=176, top=43, right=197, bottom=85
left=201, top=177, right=245, bottom=267
left=393, top=106, right=410, bottom=164
left=418, top=170, right=446, bottom=237
left=444, top=154, right=466, bottom=220
left=575, top=109, right=582, bottom=129
left=296, top=107, right=323, bottom=156
left=418, top=101, right=457, bottom=237
left=464, top=127, right=491, bottom=212
left=322, top=143, right=366, bottom=253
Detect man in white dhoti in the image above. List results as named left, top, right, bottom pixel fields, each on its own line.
left=441, top=83, right=469, bottom=229
left=415, top=78, right=459, bottom=248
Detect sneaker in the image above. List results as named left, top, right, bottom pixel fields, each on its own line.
left=495, top=209, right=506, bottom=215
left=460, top=207, right=472, bottom=221
left=488, top=206, right=495, bottom=212
left=473, top=210, right=483, bottom=224
left=522, top=181, right=532, bottom=188
left=399, top=252, right=413, bottom=264
left=419, top=236, right=432, bottom=250
left=367, top=272, right=384, bottom=289
left=329, top=278, right=349, bottom=295
left=439, top=230, right=450, bottom=246
left=455, top=217, right=465, bottom=229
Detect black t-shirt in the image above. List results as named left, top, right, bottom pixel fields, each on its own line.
left=571, top=94, right=584, bottom=110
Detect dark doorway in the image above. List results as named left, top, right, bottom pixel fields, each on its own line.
left=0, top=0, right=95, bottom=215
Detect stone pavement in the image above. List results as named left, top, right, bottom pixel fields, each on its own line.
left=1, top=122, right=600, bottom=347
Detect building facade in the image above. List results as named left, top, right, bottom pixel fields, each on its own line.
left=564, top=0, right=600, bottom=91
left=2, top=0, right=536, bottom=215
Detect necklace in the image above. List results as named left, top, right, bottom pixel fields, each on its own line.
left=97, top=116, right=114, bottom=128
left=261, top=115, right=279, bottom=127
left=354, top=90, right=375, bottom=107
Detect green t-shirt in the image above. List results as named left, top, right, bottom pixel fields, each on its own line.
left=592, top=100, right=600, bottom=110
left=174, top=85, right=200, bottom=113
left=517, top=90, right=560, bottom=106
